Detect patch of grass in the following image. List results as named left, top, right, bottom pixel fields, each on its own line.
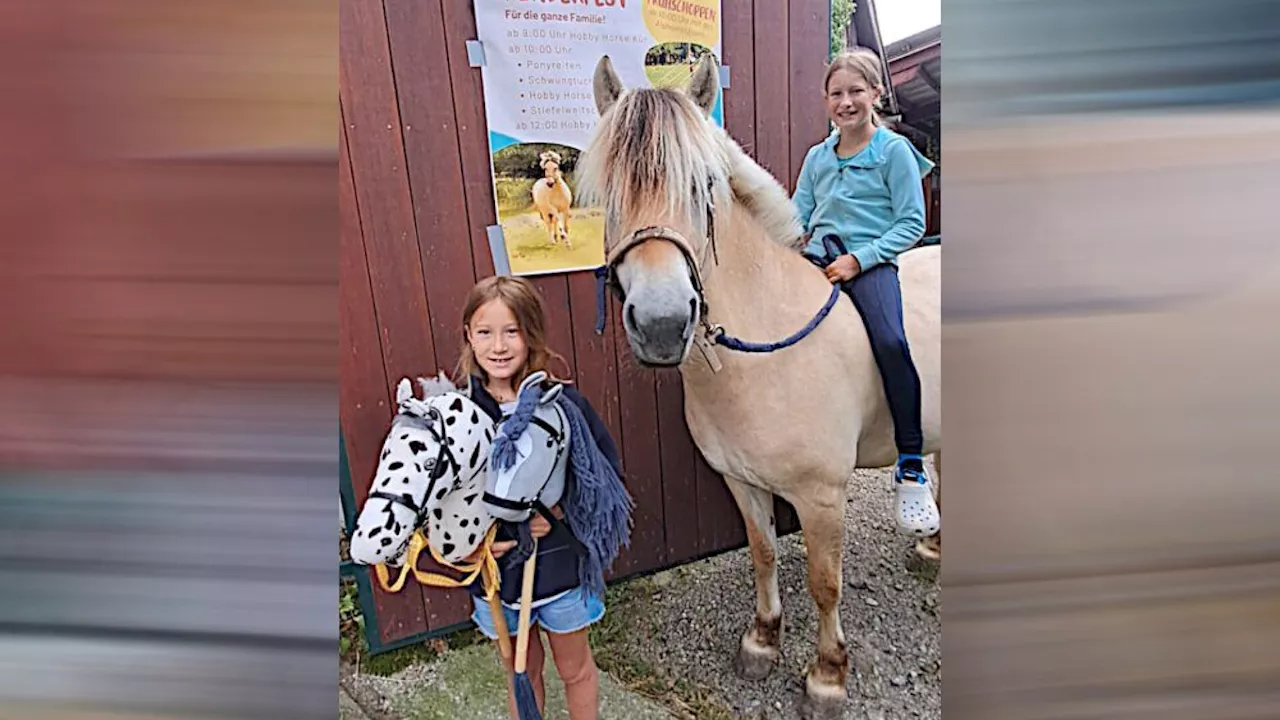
left=361, top=627, right=489, bottom=677
left=590, top=576, right=736, bottom=720
left=495, top=176, right=537, bottom=216
left=362, top=642, right=443, bottom=677
left=391, top=642, right=517, bottom=720
left=339, top=578, right=367, bottom=664
left=503, top=210, right=605, bottom=275
left=646, top=63, right=694, bottom=90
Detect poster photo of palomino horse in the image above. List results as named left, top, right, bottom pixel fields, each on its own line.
left=576, top=53, right=942, bottom=719
left=491, top=141, right=605, bottom=276
left=532, top=150, right=572, bottom=249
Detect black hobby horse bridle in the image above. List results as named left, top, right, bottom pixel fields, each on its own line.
left=369, top=405, right=470, bottom=530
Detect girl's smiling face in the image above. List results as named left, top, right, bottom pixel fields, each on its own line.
left=466, top=298, right=528, bottom=387
left=825, top=68, right=879, bottom=134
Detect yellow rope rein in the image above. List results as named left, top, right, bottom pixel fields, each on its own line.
left=374, top=523, right=502, bottom=600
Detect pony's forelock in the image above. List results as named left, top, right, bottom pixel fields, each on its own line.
left=577, top=88, right=731, bottom=242
left=577, top=87, right=804, bottom=249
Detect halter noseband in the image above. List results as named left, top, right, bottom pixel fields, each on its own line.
left=596, top=167, right=841, bottom=370
left=601, top=182, right=726, bottom=364
left=601, top=180, right=719, bottom=314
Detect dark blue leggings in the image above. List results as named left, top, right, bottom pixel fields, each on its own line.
left=807, top=235, right=923, bottom=456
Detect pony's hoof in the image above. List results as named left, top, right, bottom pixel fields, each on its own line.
left=798, top=680, right=847, bottom=720
left=915, top=534, right=941, bottom=562
left=735, top=635, right=779, bottom=681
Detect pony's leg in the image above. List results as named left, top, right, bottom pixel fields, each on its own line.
left=916, top=450, right=942, bottom=561
left=789, top=488, right=849, bottom=720
left=561, top=210, right=572, bottom=249
left=723, top=477, right=782, bottom=680
left=542, top=212, right=557, bottom=245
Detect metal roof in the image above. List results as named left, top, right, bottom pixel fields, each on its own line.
left=887, top=25, right=941, bottom=135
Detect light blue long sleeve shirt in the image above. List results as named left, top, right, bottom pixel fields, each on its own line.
left=792, top=126, right=935, bottom=272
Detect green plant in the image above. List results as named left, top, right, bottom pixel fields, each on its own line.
left=494, top=176, right=537, bottom=216
left=491, top=143, right=578, bottom=179
left=339, top=579, right=366, bottom=660
left=831, top=0, right=857, bottom=58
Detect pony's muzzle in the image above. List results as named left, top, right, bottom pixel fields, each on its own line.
left=622, top=297, right=695, bottom=366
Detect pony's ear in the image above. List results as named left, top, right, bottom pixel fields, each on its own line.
left=395, top=377, right=414, bottom=405
left=593, top=55, right=624, bottom=116
left=687, top=53, right=719, bottom=116
left=417, top=372, right=457, bottom=399
left=540, top=383, right=564, bottom=406
left=517, top=370, right=548, bottom=398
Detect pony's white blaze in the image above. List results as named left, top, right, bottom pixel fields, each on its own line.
left=579, top=52, right=943, bottom=717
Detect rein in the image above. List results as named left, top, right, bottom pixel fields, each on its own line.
left=592, top=182, right=840, bottom=370
left=374, top=523, right=502, bottom=600
left=372, top=457, right=503, bottom=599
left=369, top=407, right=461, bottom=527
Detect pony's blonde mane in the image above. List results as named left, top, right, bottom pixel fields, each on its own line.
left=577, top=88, right=803, bottom=249
left=724, top=138, right=806, bottom=248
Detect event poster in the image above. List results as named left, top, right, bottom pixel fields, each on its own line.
left=475, top=0, right=724, bottom=276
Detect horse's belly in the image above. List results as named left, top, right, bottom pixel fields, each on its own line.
left=683, top=385, right=859, bottom=487
left=899, top=247, right=942, bottom=454
left=833, top=247, right=941, bottom=465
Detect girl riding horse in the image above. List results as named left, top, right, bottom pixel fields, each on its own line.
left=792, top=49, right=940, bottom=539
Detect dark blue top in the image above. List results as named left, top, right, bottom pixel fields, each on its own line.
left=465, top=376, right=622, bottom=605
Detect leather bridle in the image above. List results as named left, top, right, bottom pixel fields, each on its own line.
left=368, top=406, right=472, bottom=529
left=597, top=177, right=839, bottom=371
left=599, top=182, right=725, bottom=346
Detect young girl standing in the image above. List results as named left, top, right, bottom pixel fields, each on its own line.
left=454, top=276, right=622, bottom=720
left=792, top=49, right=940, bottom=537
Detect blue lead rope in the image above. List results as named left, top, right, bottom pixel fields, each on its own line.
left=591, top=266, right=843, bottom=354
left=713, top=284, right=842, bottom=353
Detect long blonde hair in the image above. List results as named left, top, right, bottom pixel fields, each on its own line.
left=454, top=276, right=570, bottom=389
left=823, top=48, right=886, bottom=126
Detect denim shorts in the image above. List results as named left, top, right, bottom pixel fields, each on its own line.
left=471, top=585, right=605, bottom=639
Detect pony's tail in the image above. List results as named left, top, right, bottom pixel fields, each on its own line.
left=558, top=396, right=634, bottom=598
left=490, top=381, right=542, bottom=473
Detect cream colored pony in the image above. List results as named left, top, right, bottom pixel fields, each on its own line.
left=578, top=54, right=941, bottom=719
left=532, top=150, right=572, bottom=248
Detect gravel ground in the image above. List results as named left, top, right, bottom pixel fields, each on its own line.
left=340, top=464, right=939, bottom=719
left=612, top=465, right=941, bottom=719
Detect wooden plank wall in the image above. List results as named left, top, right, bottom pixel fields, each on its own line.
left=0, top=0, right=337, bottom=384
left=339, top=0, right=832, bottom=646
